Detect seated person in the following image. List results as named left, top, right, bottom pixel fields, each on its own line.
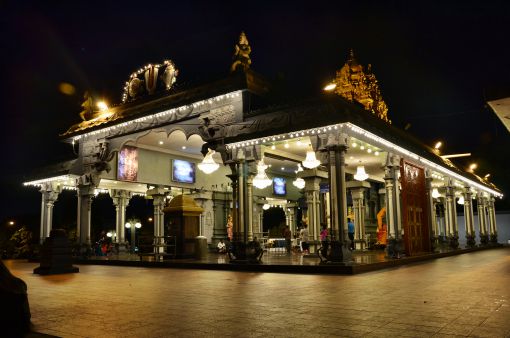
left=217, top=239, right=227, bottom=253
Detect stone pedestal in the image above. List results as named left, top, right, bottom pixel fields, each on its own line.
left=34, top=229, right=79, bottom=275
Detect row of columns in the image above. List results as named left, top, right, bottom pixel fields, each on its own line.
left=430, top=184, right=497, bottom=248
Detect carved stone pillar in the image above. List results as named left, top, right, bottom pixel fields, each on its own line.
left=246, top=161, right=256, bottom=242
left=444, top=182, right=459, bottom=249
left=425, top=172, right=438, bottom=250
left=111, top=189, right=131, bottom=244
left=77, top=184, right=95, bottom=245
left=238, top=159, right=246, bottom=242
left=39, top=183, right=61, bottom=244
left=302, top=170, right=327, bottom=244
left=320, top=131, right=351, bottom=263
left=347, top=181, right=371, bottom=250
left=384, top=153, right=402, bottom=257
left=212, top=190, right=230, bottom=243
left=487, top=196, right=498, bottom=244
left=147, top=186, right=166, bottom=253
left=463, top=188, right=476, bottom=247
left=477, top=193, right=489, bottom=245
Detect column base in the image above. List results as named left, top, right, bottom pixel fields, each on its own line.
left=465, top=234, right=476, bottom=248
left=479, top=234, right=489, bottom=246
left=386, top=238, right=404, bottom=259
left=228, top=240, right=263, bottom=264
left=430, top=236, right=440, bottom=252
left=354, top=240, right=367, bottom=251
left=489, top=233, right=498, bottom=245
left=319, top=240, right=352, bottom=265
left=448, top=235, right=459, bottom=250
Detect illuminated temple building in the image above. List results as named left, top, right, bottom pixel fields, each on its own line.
left=24, top=32, right=503, bottom=261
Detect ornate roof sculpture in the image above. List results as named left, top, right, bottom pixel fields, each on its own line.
left=122, top=59, right=178, bottom=103
left=334, top=49, right=391, bottom=124
left=231, top=31, right=252, bottom=72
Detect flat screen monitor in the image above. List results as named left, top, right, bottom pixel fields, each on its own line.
left=273, top=177, right=286, bottom=196
left=172, top=159, right=196, bottom=184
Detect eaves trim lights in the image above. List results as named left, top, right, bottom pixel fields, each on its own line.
left=70, top=90, right=242, bottom=142
left=23, top=175, right=78, bottom=189
left=225, top=122, right=503, bottom=198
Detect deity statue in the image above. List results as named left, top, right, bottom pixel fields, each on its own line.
left=231, top=31, right=252, bottom=72
left=226, top=214, right=233, bottom=241
left=376, top=207, right=388, bottom=246
left=79, top=91, right=94, bottom=121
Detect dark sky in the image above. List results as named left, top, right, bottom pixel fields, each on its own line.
left=1, top=0, right=510, bottom=224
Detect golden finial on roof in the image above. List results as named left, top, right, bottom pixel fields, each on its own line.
left=330, top=49, right=391, bottom=124
left=79, top=91, right=94, bottom=121
left=231, top=31, right=252, bottom=72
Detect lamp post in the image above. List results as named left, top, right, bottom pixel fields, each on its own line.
left=125, top=220, right=142, bottom=253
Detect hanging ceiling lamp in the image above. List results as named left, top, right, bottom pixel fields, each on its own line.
left=262, top=203, right=270, bottom=210
left=302, top=149, right=321, bottom=169
left=354, top=162, right=368, bottom=181
left=253, top=158, right=272, bottom=189
left=197, top=148, right=220, bottom=174
left=432, top=188, right=440, bottom=199
left=457, top=196, right=465, bottom=205
left=293, top=163, right=305, bottom=189
left=293, top=178, right=305, bottom=189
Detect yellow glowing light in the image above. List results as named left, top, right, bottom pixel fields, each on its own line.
left=434, top=141, right=442, bottom=149
left=323, top=83, right=337, bottom=91
left=58, top=82, right=76, bottom=95
left=148, top=217, right=153, bottom=222
left=8, top=221, right=15, bottom=225
left=469, top=163, right=477, bottom=171
left=484, top=174, right=491, bottom=179
left=97, top=101, right=108, bottom=111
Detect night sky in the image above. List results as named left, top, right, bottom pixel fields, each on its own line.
left=1, top=0, right=510, bottom=227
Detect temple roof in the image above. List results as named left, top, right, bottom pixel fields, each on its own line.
left=225, top=93, right=501, bottom=194
left=61, top=69, right=271, bottom=139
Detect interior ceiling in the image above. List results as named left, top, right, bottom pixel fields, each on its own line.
left=104, top=129, right=453, bottom=190
left=129, top=130, right=390, bottom=183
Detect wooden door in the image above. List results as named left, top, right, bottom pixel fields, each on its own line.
left=400, top=160, right=430, bottom=256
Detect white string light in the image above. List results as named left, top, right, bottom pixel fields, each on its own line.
left=71, top=91, right=242, bottom=141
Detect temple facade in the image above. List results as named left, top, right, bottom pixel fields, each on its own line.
left=24, top=33, right=503, bottom=259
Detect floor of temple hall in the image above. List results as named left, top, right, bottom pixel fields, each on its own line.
left=5, top=247, right=510, bottom=337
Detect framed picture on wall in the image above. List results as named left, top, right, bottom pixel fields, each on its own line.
left=273, top=177, right=286, bottom=196
left=117, top=146, right=138, bottom=181
left=172, top=159, right=196, bottom=183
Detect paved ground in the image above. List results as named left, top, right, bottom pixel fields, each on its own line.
left=6, top=248, right=510, bottom=338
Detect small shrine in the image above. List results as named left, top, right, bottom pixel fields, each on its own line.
left=163, top=195, right=204, bottom=257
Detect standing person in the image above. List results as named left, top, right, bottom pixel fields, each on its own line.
left=348, top=218, right=355, bottom=250
left=300, top=224, right=310, bottom=254
left=320, top=223, right=329, bottom=255
left=282, top=226, right=292, bottom=253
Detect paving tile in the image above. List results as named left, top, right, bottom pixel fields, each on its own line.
left=4, top=248, right=510, bottom=338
